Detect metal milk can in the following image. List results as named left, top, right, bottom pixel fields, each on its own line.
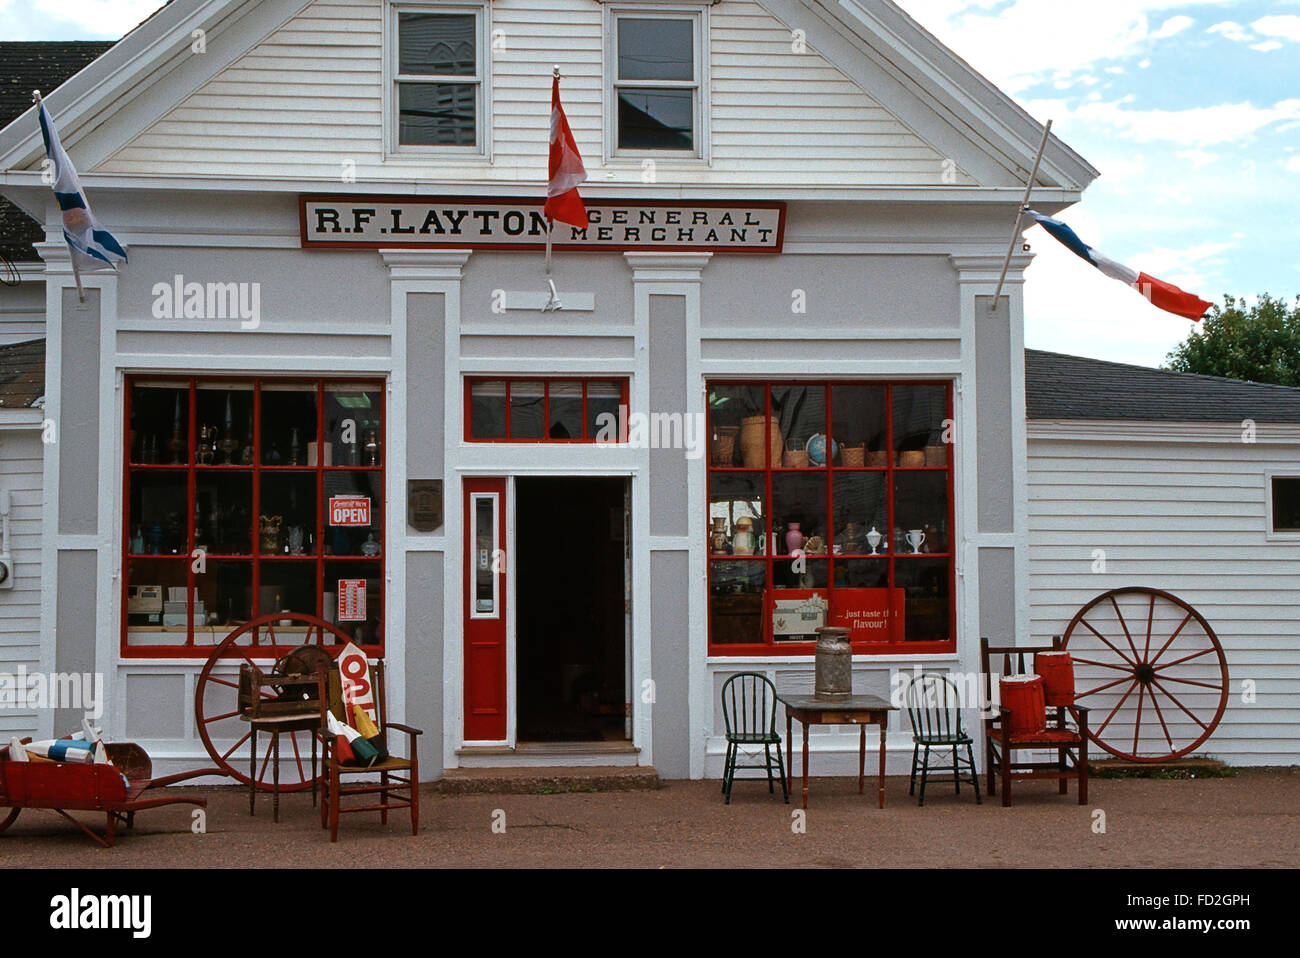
left=814, top=626, right=852, bottom=699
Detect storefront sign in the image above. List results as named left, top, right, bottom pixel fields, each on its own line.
left=408, top=479, right=443, bottom=532
left=829, top=588, right=906, bottom=639
left=300, top=196, right=785, bottom=252
left=337, top=580, right=367, bottom=622
left=329, top=496, right=371, bottom=527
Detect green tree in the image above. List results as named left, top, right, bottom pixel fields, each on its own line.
left=1163, top=294, right=1300, bottom=387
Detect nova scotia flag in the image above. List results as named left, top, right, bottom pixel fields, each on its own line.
left=37, top=100, right=127, bottom=274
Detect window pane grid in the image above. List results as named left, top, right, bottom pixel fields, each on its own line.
left=466, top=377, right=629, bottom=442
left=707, top=380, right=955, bottom=654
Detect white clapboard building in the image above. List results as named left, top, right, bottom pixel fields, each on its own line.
left=0, top=0, right=1292, bottom=781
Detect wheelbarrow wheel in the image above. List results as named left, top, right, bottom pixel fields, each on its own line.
left=194, top=613, right=354, bottom=792
left=1062, top=587, right=1228, bottom=762
left=0, top=808, right=19, bottom=833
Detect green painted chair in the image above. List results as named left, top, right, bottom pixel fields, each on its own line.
left=904, top=672, right=981, bottom=806
left=720, top=672, right=788, bottom=804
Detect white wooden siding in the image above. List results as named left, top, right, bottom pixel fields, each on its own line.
left=95, top=0, right=973, bottom=186
left=0, top=282, right=45, bottom=346
left=0, top=430, right=45, bottom=740
left=1026, top=431, right=1300, bottom=766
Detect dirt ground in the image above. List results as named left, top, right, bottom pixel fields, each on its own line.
left=2, top=768, right=1296, bottom=868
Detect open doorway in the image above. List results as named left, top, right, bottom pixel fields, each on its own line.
left=515, top=477, right=628, bottom=742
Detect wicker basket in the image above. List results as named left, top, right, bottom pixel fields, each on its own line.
left=711, top=426, right=739, bottom=466
left=785, top=449, right=811, bottom=468
left=924, top=444, right=947, bottom=467
left=898, top=450, right=926, bottom=468
left=866, top=450, right=888, bottom=468
left=841, top=444, right=865, bottom=467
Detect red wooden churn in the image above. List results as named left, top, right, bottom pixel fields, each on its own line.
left=999, top=675, right=1046, bottom=735
left=1034, top=651, right=1075, bottom=706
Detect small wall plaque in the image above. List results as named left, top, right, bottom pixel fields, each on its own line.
left=408, top=479, right=443, bottom=532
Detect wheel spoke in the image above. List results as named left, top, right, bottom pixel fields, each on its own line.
left=257, top=742, right=273, bottom=782
left=1154, top=647, right=1216, bottom=670
left=289, top=732, right=306, bottom=783
left=1132, top=684, right=1145, bottom=754
left=205, top=709, right=242, bottom=723
left=206, top=676, right=239, bottom=690
left=1095, top=681, right=1140, bottom=736
left=1077, top=675, right=1132, bottom=698
left=1149, top=679, right=1210, bottom=731
left=1078, top=619, right=1137, bottom=667
left=1147, top=611, right=1194, bottom=667
left=1068, top=655, right=1135, bottom=673
left=1108, top=594, right=1142, bottom=663
left=1155, top=674, right=1223, bottom=692
left=219, top=729, right=252, bottom=761
left=1143, top=592, right=1155, bottom=661
left=1146, top=686, right=1177, bottom=751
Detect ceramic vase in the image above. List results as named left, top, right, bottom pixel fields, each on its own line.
left=785, top=522, right=804, bottom=554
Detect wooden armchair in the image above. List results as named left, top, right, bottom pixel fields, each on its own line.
left=980, top=637, right=1089, bottom=807
left=317, top=660, right=422, bottom=842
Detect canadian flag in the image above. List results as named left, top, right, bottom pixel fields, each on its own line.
left=544, top=75, right=588, bottom=229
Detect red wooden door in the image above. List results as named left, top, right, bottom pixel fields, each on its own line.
left=463, top=478, right=507, bottom=741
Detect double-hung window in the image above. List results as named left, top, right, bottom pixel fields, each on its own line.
left=609, top=8, right=705, bottom=156
left=391, top=3, right=485, bottom=151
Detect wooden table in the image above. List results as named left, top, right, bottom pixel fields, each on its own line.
left=777, top=693, right=897, bottom=809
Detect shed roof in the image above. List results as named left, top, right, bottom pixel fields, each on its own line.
left=1025, top=348, right=1300, bottom=424
left=0, top=41, right=114, bottom=262
left=0, top=338, right=45, bottom=409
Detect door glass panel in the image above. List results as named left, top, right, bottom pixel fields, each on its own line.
left=473, top=495, right=497, bottom=616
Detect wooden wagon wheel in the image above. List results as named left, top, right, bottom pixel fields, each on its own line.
left=0, top=808, right=19, bottom=832
left=195, top=612, right=349, bottom=792
left=1062, top=587, right=1228, bottom=762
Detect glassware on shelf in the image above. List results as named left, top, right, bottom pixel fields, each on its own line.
left=289, top=427, right=302, bottom=467
left=866, top=526, right=883, bottom=555
left=196, top=425, right=215, bottom=465
left=218, top=427, right=239, bottom=465
left=360, top=532, right=381, bottom=557
left=364, top=430, right=380, bottom=467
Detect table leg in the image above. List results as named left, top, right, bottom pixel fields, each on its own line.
left=785, top=710, right=793, bottom=794
left=877, top=716, right=887, bottom=809
left=858, top=724, right=866, bottom=795
left=801, top=719, right=809, bottom=810
left=248, top=727, right=257, bottom=816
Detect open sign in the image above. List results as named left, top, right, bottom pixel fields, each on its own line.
left=329, top=496, right=371, bottom=527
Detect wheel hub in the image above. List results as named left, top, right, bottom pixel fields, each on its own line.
left=1135, top=662, right=1156, bottom=685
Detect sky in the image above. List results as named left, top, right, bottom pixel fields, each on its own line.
left=3, top=0, right=1297, bottom=368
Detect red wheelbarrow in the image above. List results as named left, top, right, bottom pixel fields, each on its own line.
left=1, top=740, right=208, bottom=847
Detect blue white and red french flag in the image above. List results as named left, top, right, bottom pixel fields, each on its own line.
left=1023, top=208, right=1212, bottom=321
left=543, top=75, right=587, bottom=229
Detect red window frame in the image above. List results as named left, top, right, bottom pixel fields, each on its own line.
left=121, top=375, right=386, bottom=659
left=706, top=379, right=957, bottom=656
left=464, top=376, right=630, bottom=442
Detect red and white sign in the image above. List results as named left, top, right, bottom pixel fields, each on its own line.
left=337, top=578, right=367, bottom=622
left=829, top=588, right=906, bottom=639
left=337, top=640, right=377, bottom=726
left=329, top=496, right=371, bottom=527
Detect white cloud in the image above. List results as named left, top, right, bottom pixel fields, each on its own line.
left=1025, top=97, right=1300, bottom=147
left=1286, top=156, right=1300, bottom=173
left=1207, top=21, right=1252, bottom=43
left=1252, top=40, right=1285, bottom=51
left=1151, top=15, right=1195, bottom=40
left=1252, top=15, right=1300, bottom=42
left=895, top=1, right=1230, bottom=93
left=1177, top=149, right=1219, bottom=168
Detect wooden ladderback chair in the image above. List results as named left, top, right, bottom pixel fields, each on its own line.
left=980, top=636, right=1089, bottom=806
left=903, top=672, right=980, bottom=805
left=317, top=659, right=422, bottom=841
left=719, top=672, right=787, bottom=804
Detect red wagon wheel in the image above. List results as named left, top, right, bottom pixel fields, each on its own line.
left=195, top=612, right=350, bottom=791
left=0, top=808, right=18, bottom=832
left=1062, top=587, right=1228, bottom=762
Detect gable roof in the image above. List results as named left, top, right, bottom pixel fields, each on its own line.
left=0, top=0, right=1096, bottom=203
left=0, top=338, right=46, bottom=409
left=1025, top=349, right=1300, bottom=424
left=0, top=41, right=114, bottom=262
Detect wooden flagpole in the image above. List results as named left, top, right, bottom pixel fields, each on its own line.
left=990, top=118, right=1052, bottom=310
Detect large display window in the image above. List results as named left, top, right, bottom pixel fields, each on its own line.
left=707, top=381, right=955, bottom=654
left=122, top=377, right=386, bottom=656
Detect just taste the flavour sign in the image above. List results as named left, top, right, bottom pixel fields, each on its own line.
left=299, top=196, right=785, bottom=252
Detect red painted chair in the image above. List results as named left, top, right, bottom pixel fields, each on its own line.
left=980, top=637, right=1089, bottom=806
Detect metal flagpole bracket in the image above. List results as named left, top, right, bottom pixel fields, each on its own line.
left=990, top=119, right=1052, bottom=310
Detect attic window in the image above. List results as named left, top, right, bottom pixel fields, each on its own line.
left=611, top=11, right=702, bottom=154
left=392, top=5, right=485, bottom=150
left=1271, top=476, right=1300, bottom=534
